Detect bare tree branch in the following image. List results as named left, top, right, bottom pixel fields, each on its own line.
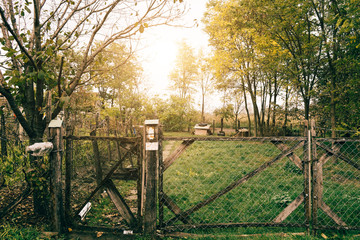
left=0, top=6, right=38, bottom=70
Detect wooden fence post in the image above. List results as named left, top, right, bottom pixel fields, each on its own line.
left=303, top=120, right=311, bottom=230
left=158, top=126, right=164, bottom=228
left=49, top=119, right=65, bottom=233
left=311, top=120, right=320, bottom=232
left=65, top=124, right=74, bottom=226
left=142, top=119, right=159, bottom=235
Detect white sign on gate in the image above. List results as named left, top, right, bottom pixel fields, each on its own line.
left=146, top=142, right=158, bottom=151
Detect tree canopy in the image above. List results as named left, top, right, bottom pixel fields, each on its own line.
left=203, top=0, right=360, bottom=136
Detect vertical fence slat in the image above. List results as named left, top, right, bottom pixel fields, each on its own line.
left=65, top=125, right=73, bottom=226
left=303, top=121, right=311, bottom=228
left=49, top=123, right=64, bottom=233
left=158, top=126, right=164, bottom=228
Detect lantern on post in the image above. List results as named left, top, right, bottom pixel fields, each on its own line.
left=145, top=119, right=159, bottom=151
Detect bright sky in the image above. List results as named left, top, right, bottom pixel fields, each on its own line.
left=140, top=1, right=210, bottom=100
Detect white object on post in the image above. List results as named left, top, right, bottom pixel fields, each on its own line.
left=26, top=142, right=54, bottom=156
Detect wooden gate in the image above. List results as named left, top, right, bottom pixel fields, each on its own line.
left=158, top=136, right=360, bottom=233
left=159, top=137, right=310, bottom=231
left=64, top=134, right=143, bottom=233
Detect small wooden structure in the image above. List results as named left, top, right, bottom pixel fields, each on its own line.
left=235, top=128, right=249, bottom=137
left=194, top=123, right=211, bottom=136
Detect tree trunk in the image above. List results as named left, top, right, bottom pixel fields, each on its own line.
left=267, top=85, right=272, bottom=134
left=30, top=139, right=50, bottom=217
left=201, top=93, right=205, bottom=122
left=272, top=78, right=278, bottom=128
left=220, top=118, right=224, bottom=132
left=330, top=82, right=336, bottom=138
left=242, top=81, right=251, bottom=136
left=304, top=97, right=310, bottom=120
left=91, top=114, right=102, bottom=186
left=284, top=86, right=290, bottom=127
left=1, top=111, right=7, bottom=158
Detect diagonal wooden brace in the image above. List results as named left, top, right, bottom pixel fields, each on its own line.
left=105, top=179, right=137, bottom=227
left=75, top=143, right=138, bottom=217
left=271, top=141, right=303, bottom=170
left=273, top=193, right=304, bottom=223
left=319, top=200, right=347, bottom=227
left=316, top=142, right=360, bottom=171
left=163, top=139, right=195, bottom=171
left=162, top=193, right=193, bottom=225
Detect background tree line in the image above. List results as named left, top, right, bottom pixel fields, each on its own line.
left=203, top=0, right=360, bottom=137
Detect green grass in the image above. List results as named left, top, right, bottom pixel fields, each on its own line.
left=0, top=225, right=48, bottom=240
left=164, top=131, right=194, bottom=137
left=160, top=139, right=360, bottom=236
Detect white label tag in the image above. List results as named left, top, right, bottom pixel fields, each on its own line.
left=146, top=142, right=158, bottom=151
left=79, top=202, right=91, bottom=220
left=123, top=230, right=133, bottom=235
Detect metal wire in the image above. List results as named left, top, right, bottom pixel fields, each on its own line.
left=159, top=136, right=359, bottom=232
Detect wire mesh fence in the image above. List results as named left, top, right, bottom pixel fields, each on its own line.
left=313, top=139, right=360, bottom=230
left=159, top=137, right=309, bottom=232
left=65, top=135, right=142, bottom=229
left=159, top=136, right=360, bottom=233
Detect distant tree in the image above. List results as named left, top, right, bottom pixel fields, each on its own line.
left=154, top=95, right=197, bottom=132
left=91, top=42, right=142, bottom=109
left=169, top=40, right=198, bottom=101
left=197, top=49, right=214, bottom=122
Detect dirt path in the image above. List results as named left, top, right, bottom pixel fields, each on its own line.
left=162, top=141, right=176, bottom=159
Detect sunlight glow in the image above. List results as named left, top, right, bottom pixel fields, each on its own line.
left=140, top=1, right=209, bottom=98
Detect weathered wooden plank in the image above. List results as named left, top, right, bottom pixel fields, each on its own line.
left=163, top=136, right=307, bottom=142
left=161, top=231, right=306, bottom=239
left=165, top=141, right=305, bottom=226
left=162, top=222, right=307, bottom=232
left=65, top=135, right=140, bottom=143
left=65, top=126, right=74, bottom=226
left=111, top=168, right=138, bottom=180
left=304, top=133, right=311, bottom=225
left=271, top=141, right=303, bottom=170
left=90, top=130, right=103, bottom=186
left=318, top=153, right=332, bottom=165
left=316, top=142, right=360, bottom=171
left=158, top=127, right=165, bottom=227
left=163, top=139, right=194, bottom=171
left=143, top=150, right=157, bottom=234
left=312, top=159, right=323, bottom=227
left=273, top=193, right=304, bottom=223
left=319, top=200, right=347, bottom=227
left=75, top=143, right=139, bottom=217
left=49, top=127, right=65, bottom=232
left=162, top=193, right=193, bottom=224
left=105, top=179, right=137, bottom=227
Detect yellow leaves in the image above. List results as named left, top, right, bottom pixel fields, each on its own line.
left=68, top=228, right=72, bottom=232
left=138, top=23, right=148, bottom=34
left=96, top=231, right=104, bottom=238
